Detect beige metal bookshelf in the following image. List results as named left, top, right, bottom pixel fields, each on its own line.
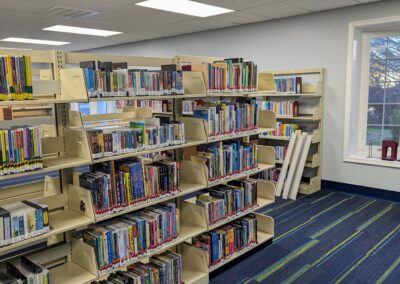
left=259, top=68, right=325, bottom=194
left=0, top=49, right=277, bottom=283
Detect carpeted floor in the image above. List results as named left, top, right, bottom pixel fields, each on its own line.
left=210, top=190, right=400, bottom=284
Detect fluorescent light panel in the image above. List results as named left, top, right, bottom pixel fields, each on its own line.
left=43, top=25, right=122, bottom=37
left=1, top=37, right=69, bottom=46
left=136, top=0, right=233, bottom=17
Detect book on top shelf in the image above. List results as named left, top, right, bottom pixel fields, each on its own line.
left=275, top=76, right=302, bottom=94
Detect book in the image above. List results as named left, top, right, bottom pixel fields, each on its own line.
left=257, top=100, right=299, bottom=117
left=274, top=76, right=303, bottom=94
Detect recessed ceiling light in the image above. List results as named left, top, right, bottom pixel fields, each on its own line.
left=43, top=25, right=122, bottom=37
left=1, top=37, right=70, bottom=46
left=136, top=0, right=233, bottom=17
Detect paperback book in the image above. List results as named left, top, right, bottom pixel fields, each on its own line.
left=3, top=256, right=50, bottom=284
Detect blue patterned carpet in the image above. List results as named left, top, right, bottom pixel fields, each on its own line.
left=211, top=190, right=400, bottom=284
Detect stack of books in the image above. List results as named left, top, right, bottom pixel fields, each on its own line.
left=193, top=214, right=257, bottom=266
left=275, top=76, right=302, bottom=94
left=0, top=55, right=32, bottom=101
left=195, top=180, right=258, bottom=225
left=81, top=62, right=184, bottom=98
left=83, top=203, right=179, bottom=272
left=184, top=58, right=258, bottom=92
left=0, top=126, right=43, bottom=176
left=87, top=117, right=185, bottom=159
left=93, top=250, right=182, bottom=284
left=128, top=65, right=184, bottom=96
left=139, top=100, right=169, bottom=113
left=262, top=122, right=299, bottom=138
left=258, top=100, right=299, bottom=117
left=0, top=200, right=49, bottom=247
left=191, top=141, right=258, bottom=182
left=275, top=146, right=287, bottom=161
left=79, top=159, right=180, bottom=218
left=182, top=99, right=204, bottom=114
left=1, top=256, right=50, bottom=283
left=193, top=101, right=259, bottom=137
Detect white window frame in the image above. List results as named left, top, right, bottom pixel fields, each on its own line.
left=344, top=16, right=400, bottom=169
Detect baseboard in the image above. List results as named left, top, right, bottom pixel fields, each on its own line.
left=322, top=180, right=400, bottom=202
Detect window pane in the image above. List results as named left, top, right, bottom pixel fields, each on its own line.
left=387, top=36, right=400, bottom=59
left=385, top=81, right=400, bottom=103
left=370, top=37, right=387, bottom=60
left=367, top=104, right=383, bottom=124
left=367, top=126, right=382, bottom=145
left=384, top=104, right=400, bottom=125
left=368, top=83, right=384, bottom=103
left=383, top=126, right=400, bottom=142
left=369, top=60, right=386, bottom=84
left=386, top=59, right=400, bottom=81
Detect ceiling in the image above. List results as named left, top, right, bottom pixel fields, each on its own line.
left=0, top=0, right=384, bottom=51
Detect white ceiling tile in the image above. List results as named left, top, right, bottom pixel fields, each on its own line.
left=88, top=5, right=193, bottom=30
left=184, top=18, right=237, bottom=29
left=286, top=0, right=360, bottom=12
left=241, top=2, right=311, bottom=19
left=196, top=0, right=286, bottom=10
left=211, top=11, right=272, bottom=24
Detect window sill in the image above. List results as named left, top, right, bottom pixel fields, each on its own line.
left=345, top=155, right=400, bottom=169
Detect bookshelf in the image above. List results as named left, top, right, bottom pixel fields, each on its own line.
left=0, top=49, right=277, bottom=284
left=258, top=68, right=324, bottom=194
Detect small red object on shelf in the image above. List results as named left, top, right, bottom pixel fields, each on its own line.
left=381, top=140, right=398, bottom=161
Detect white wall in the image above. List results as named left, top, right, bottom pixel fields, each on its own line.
left=88, top=0, right=400, bottom=192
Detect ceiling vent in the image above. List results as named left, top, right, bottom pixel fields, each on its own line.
left=37, top=6, right=98, bottom=19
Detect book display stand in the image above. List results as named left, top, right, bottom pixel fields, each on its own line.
left=0, top=49, right=278, bottom=284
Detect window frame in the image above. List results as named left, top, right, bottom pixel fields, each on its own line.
left=344, top=16, right=400, bottom=169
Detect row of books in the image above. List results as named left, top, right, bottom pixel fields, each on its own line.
left=1, top=256, right=50, bottom=284
left=195, top=180, right=258, bottom=225
left=182, top=99, right=204, bottom=115
left=193, top=101, right=259, bottom=136
left=0, top=55, right=33, bottom=101
left=79, top=159, right=179, bottom=217
left=275, top=76, right=302, bottom=94
left=263, top=122, right=299, bottom=138
left=275, top=146, right=287, bottom=161
left=71, top=100, right=133, bottom=116
left=0, top=126, right=43, bottom=176
left=193, top=214, right=257, bottom=266
left=87, top=118, right=185, bottom=159
left=0, top=200, right=49, bottom=247
left=253, top=168, right=280, bottom=182
left=81, top=61, right=184, bottom=98
left=139, top=100, right=169, bottom=113
left=94, top=250, right=182, bottom=284
left=192, top=141, right=258, bottom=181
left=183, top=58, right=258, bottom=92
left=258, top=100, right=299, bottom=117
left=83, top=203, right=179, bottom=272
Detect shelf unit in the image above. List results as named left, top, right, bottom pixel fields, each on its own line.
left=0, top=49, right=277, bottom=283
left=258, top=68, right=324, bottom=194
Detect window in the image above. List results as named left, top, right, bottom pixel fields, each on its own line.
left=344, top=16, right=400, bottom=168
left=366, top=35, right=400, bottom=148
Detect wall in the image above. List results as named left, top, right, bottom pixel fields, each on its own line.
left=88, top=0, right=400, bottom=192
